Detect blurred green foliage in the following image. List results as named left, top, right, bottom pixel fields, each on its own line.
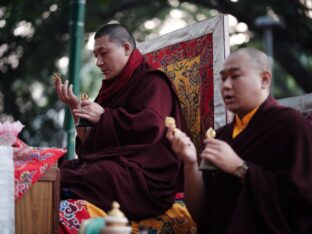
left=0, top=0, right=311, bottom=146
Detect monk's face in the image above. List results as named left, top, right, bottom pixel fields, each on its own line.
left=220, top=52, right=264, bottom=118
left=94, top=35, right=131, bottom=80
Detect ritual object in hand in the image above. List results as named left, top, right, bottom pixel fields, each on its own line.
left=199, top=127, right=217, bottom=170
left=52, top=72, right=62, bottom=84
left=165, top=117, right=176, bottom=129
left=76, top=93, right=94, bottom=127
left=80, top=93, right=89, bottom=101
left=206, top=127, right=216, bottom=139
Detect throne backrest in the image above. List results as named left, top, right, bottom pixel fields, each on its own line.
left=138, top=15, right=229, bottom=151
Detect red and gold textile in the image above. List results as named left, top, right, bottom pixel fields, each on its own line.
left=59, top=199, right=106, bottom=234
left=139, top=15, right=229, bottom=151
left=144, top=33, right=214, bottom=150
left=14, top=146, right=66, bottom=200
left=59, top=199, right=196, bottom=234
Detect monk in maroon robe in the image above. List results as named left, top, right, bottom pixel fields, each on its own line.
left=54, top=24, right=188, bottom=220
left=167, top=48, right=312, bottom=233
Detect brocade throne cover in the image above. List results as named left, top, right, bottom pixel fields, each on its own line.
left=138, top=15, right=229, bottom=151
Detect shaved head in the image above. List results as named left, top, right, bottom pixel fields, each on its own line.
left=230, top=48, right=272, bottom=75
left=94, top=23, right=136, bottom=50
left=220, top=47, right=272, bottom=117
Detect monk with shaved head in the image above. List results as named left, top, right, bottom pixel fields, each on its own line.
left=54, top=23, right=189, bottom=220
left=167, top=48, right=312, bottom=234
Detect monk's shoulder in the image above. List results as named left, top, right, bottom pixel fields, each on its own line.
left=138, top=69, right=172, bottom=89
left=144, top=69, right=169, bottom=81
left=271, top=105, right=312, bottom=131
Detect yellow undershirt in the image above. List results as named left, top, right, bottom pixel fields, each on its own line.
left=232, top=106, right=259, bottom=138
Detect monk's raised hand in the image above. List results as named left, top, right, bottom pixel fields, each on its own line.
left=201, top=138, right=243, bottom=175
left=54, top=79, right=80, bottom=110
left=166, top=128, right=197, bottom=165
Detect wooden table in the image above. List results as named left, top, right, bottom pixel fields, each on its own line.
left=15, top=166, right=60, bottom=234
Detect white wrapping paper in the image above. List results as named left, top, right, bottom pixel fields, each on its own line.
left=0, top=146, right=14, bottom=234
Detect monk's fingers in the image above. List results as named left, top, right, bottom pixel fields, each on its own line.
left=68, top=84, right=77, bottom=99
left=87, top=102, right=105, bottom=117
left=53, top=79, right=61, bottom=88
left=200, top=147, right=220, bottom=162
left=53, top=73, right=62, bottom=86
left=73, top=107, right=101, bottom=124
left=172, top=128, right=187, bottom=139
left=203, top=138, right=223, bottom=146
left=171, top=137, right=183, bottom=152
left=73, top=109, right=92, bottom=119
left=81, top=101, right=104, bottom=114
left=61, top=80, right=77, bottom=103
left=52, top=76, right=75, bottom=104
left=73, top=108, right=89, bottom=115
left=61, top=80, right=70, bottom=98
left=171, top=132, right=188, bottom=145
left=166, top=127, right=175, bottom=141
left=53, top=78, right=62, bottom=87
left=204, top=144, right=222, bottom=154
left=55, top=81, right=68, bottom=102
left=80, top=100, right=91, bottom=107
left=172, top=128, right=182, bottom=136
left=201, top=146, right=239, bottom=172
left=172, top=135, right=192, bottom=152
left=166, top=127, right=184, bottom=141
left=54, top=80, right=64, bottom=98
left=74, top=112, right=89, bottom=119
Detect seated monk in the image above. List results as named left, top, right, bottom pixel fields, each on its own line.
left=167, top=48, right=312, bottom=234
left=53, top=23, right=189, bottom=221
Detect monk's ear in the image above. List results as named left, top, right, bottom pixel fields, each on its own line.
left=260, top=70, right=271, bottom=90
left=123, top=42, right=132, bottom=56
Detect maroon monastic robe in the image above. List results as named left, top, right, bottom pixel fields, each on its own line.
left=199, top=96, right=312, bottom=234
left=60, top=51, right=188, bottom=220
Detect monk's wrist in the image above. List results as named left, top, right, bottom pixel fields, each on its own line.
left=184, top=161, right=198, bottom=170
left=235, top=161, right=249, bottom=182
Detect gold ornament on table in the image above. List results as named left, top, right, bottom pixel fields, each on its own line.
left=199, top=127, right=218, bottom=170
left=76, top=92, right=94, bottom=127
left=102, top=201, right=132, bottom=233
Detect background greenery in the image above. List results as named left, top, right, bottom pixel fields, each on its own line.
left=1, top=0, right=312, bottom=146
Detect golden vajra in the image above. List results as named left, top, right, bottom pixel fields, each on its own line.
left=165, top=116, right=176, bottom=129
left=76, top=92, right=93, bottom=128
left=80, top=93, right=89, bottom=101
left=206, top=127, right=216, bottom=139
left=52, top=72, right=62, bottom=83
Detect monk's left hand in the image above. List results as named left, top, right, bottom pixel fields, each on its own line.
left=201, top=138, right=244, bottom=175
left=72, top=100, right=105, bottom=124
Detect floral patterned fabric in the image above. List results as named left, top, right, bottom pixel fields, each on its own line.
left=60, top=199, right=92, bottom=234
left=144, top=33, right=214, bottom=151
left=59, top=199, right=196, bottom=234
left=14, top=146, right=66, bottom=200
left=131, top=200, right=196, bottom=234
